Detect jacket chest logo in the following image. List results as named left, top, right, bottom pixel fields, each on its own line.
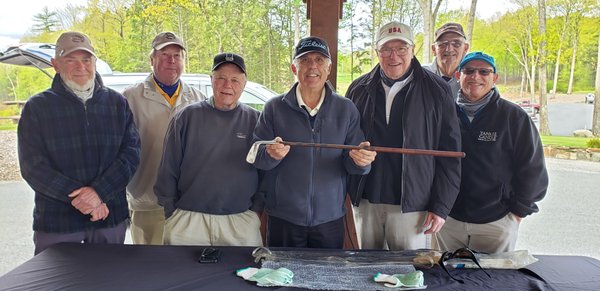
left=477, top=131, right=497, bottom=142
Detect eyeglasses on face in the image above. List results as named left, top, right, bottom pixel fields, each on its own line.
left=461, top=68, right=494, bottom=76
left=438, top=247, right=491, bottom=284
left=378, top=46, right=411, bottom=57
left=434, top=39, right=465, bottom=49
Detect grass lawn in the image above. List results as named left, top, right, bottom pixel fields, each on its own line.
left=541, top=135, right=592, bottom=148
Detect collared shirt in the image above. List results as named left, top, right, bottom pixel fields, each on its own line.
left=152, top=78, right=181, bottom=107
left=381, top=72, right=413, bottom=124
left=296, top=85, right=325, bottom=116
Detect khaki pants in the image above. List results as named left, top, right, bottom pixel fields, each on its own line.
left=163, top=209, right=263, bottom=247
left=353, top=199, right=430, bottom=250
left=436, top=214, right=520, bottom=254
left=129, top=209, right=165, bottom=245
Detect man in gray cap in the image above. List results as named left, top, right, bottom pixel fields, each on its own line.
left=155, top=52, right=263, bottom=247
left=252, top=36, right=376, bottom=249
left=423, top=22, right=470, bottom=98
left=346, top=21, right=461, bottom=251
left=123, top=31, right=205, bottom=245
left=18, top=31, right=140, bottom=254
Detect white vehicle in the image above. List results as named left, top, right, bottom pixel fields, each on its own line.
left=0, top=43, right=277, bottom=110
left=585, top=93, right=595, bottom=104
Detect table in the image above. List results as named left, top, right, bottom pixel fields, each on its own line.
left=1, top=243, right=599, bottom=290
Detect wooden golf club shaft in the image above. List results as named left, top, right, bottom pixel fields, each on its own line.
left=279, top=141, right=465, bottom=158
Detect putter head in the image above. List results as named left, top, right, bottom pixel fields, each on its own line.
left=246, top=139, right=278, bottom=164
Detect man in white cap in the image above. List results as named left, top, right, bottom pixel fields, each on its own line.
left=423, top=22, right=470, bottom=98
left=346, top=22, right=462, bottom=250
left=123, top=31, right=205, bottom=245
left=18, top=31, right=140, bottom=254
left=155, top=52, right=263, bottom=247
left=252, top=36, right=376, bottom=248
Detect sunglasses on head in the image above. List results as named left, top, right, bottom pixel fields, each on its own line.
left=438, top=247, right=491, bottom=283
left=461, top=68, right=494, bottom=76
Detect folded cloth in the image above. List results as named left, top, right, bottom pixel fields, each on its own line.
left=236, top=267, right=294, bottom=287
left=374, top=271, right=425, bottom=288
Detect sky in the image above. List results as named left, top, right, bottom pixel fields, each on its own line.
left=0, top=0, right=518, bottom=49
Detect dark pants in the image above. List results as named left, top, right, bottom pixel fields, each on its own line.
left=267, top=215, right=344, bottom=248
left=33, top=221, right=127, bottom=255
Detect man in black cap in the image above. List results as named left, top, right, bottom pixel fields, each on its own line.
left=123, top=31, right=205, bottom=245
left=155, top=52, right=264, bottom=247
left=423, top=22, right=470, bottom=98
left=251, top=36, right=376, bottom=248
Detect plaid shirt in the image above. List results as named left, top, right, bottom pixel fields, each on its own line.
left=18, top=74, right=140, bottom=233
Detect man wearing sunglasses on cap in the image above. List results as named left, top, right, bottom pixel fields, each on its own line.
left=423, top=22, right=470, bottom=98
left=437, top=52, right=548, bottom=254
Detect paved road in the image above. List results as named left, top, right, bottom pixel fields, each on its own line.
left=1, top=158, right=599, bottom=276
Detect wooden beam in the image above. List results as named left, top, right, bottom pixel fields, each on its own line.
left=304, top=0, right=344, bottom=90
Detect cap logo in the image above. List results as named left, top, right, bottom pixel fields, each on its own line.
left=164, top=32, right=176, bottom=40
left=388, top=27, right=402, bottom=33
left=225, top=53, right=234, bottom=61
left=71, top=35, right=85, bottom=43
left=298, top=40, right=327, bottom=51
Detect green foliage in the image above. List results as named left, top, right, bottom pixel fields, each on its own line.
left=587, top=138, right=600, bottom=149
left=541, top=135, right=592, bottom=148
left=0, top=0, right=598, bottom=97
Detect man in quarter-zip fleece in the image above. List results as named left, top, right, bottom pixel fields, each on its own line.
left=123, top=32, right=205, bottom=245
left=437, top=52, right=548, bottom=253
left=252, top=36, right=377, bottom=248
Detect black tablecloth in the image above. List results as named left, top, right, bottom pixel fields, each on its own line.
left=1, top=243, right=599, bottom=290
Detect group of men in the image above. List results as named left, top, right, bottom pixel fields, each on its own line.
left=18, top=19, right=548, bottom=256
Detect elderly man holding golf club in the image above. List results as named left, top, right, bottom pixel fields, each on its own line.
left=251, top=36, right=376, bottom=249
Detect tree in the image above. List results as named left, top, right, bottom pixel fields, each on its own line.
left=416, top=0, right=443, bottom=63
left=32, top=6, right=61, bottom=33
left=538, top=0, right=550, bottom=135
left=466, top=0, right=477, bottom=45
left=593, top=31, right=600, bottom=136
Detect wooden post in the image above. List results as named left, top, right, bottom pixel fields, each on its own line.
left=304, top=0, right=344, bottom=91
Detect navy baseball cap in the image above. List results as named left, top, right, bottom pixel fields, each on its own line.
left=212, top=52, right=246, bottom=74
left=459, top=52, right=496, bottom=73
left=293, top=36, right=331, bottom=59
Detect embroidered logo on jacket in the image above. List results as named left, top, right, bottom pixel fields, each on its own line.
left=236, top=132, right=247, bottom=139
left=477, top=131, right=497, bottom=142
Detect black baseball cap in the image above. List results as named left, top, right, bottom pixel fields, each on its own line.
left=293, top=36, right=331, bottom=59
left=212, top=52, right=246, bottom=74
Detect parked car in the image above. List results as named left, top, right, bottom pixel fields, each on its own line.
left=0, top=43, right=277, bottom=111
left=517, top=100, right=540, bottom=115
left=585, top=93, right=595, bottom=104
left=101, top=73, right=277, bottom=111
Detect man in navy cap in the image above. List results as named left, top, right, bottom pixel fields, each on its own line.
left=437, top=52, right=548, bottom=253
left=251, top=36, right=376, bottom=248
left=155, top=52, right=263, bottom=247
left=123, top=32, right=205, bottom=245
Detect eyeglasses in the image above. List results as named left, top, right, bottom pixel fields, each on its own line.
left=461, top=68, right=494, bottom=76
left=438, top=248, right=491, bottom=283
left=434, top=40, right=465, bottom=49
left=378, top=46, right=411, bottom=57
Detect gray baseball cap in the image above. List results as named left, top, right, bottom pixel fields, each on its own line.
left=55, top=32, right=96, bottom=58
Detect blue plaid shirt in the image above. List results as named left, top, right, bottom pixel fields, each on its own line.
left=18, top=74, right=140, bottom=233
